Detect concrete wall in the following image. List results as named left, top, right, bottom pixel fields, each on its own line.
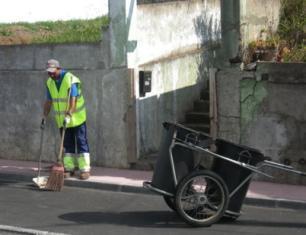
left=240, top=0, right=281, bottom=46
left=217, top=68, right=251, bottom=143
left=0, top=42, right=131, bottom=168
left=133, top=0, right=221, bottom=157
left=217, top=62, right=306, bottom=185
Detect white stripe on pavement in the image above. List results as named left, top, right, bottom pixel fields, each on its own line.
left=0, top=225, right=69, bottom=235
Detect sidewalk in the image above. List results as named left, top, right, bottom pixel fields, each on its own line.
left=1, top=159, right=306, bottom=210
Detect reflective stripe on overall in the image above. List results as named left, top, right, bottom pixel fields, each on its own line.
left=63, top=152, right=90, bottom=172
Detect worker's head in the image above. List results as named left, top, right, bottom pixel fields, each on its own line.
left=46, top=59, right=61, bottom=79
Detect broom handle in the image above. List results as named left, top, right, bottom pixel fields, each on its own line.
left=57, top=79, right=72, bottom=164
left=57, top=126, right=66, bottom=163
left=37, top=121, right=45, bottom=178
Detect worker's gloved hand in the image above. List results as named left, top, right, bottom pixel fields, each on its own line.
left=40, top=118, right=46, bottom=130
left=63, top=116, right=71, bottom=127
left=63, top=113, right=71, bottom=127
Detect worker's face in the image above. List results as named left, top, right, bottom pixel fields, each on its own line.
left=48, top=69, right=60, bottom=80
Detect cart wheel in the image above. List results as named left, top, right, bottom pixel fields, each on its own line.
left=163, top=195, right=176, bottom=211
left=175, top=170, right=229, bottom=227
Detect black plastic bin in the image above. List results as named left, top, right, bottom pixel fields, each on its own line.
left=151, top=122, right=212, bottom=195
left=212, top=139, right=265, bottom=214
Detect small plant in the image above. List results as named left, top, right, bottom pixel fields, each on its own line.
left=0, top=28, right=12, bottom=37
left=243, top=30, right=279, bottom=64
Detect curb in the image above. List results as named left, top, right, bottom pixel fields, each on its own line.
left=244, top=197, right=306, bottom=211
left=1, top=172, right=306, bottom=211
left=0, top=172, right=153, bottom=195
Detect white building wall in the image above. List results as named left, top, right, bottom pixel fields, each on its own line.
left=134, top=0, right=220, bottom=66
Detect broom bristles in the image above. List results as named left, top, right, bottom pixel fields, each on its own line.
left=45, top=164, right=64, bottom=191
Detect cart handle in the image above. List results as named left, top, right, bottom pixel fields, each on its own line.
left=258, top=160, right=306, bottom=176
left=263, top=160, right=294, bottom=169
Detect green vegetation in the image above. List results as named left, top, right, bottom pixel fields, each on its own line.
left=244, top=0, right=305, bottom=63
left=278, top=0, right=306, bottom=62
left=0, top=16, right=110, bottom=45
left=282, top=46, right=306, bottom=62
left=278, top=0, right=305, bottom=48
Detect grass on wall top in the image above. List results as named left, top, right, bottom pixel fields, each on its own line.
left=0, top=16, right=110, bottom=45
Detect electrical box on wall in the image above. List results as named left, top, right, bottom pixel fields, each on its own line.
left=139, top=71, right=152, bottom=97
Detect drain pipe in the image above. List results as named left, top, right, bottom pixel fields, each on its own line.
left=209, top=68, right=218, bottom=141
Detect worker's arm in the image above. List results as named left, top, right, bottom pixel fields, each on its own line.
left=43, top=100, right=52, bottom=119
left=63, top=85, right=78, bottom=126
left=44, top=87, right=52, bottom=119
left=66, top=83, right=78, bottom=116
left=67, top=96, right=77, bottom=115
left=41, top=99, right=52, bottom=129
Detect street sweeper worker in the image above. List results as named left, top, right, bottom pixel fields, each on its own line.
left=42, top=59, right=91, bottom=180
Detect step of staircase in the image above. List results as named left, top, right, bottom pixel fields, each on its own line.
left=184, top=123, right=210, bottom=133
left=185, top=112, right=210, bottom=123
left=194, top=100, right=210, bottom=112
left=200, top=90, right=209, bottom=100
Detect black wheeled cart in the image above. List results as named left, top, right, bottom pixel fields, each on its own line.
left=143, top=122, right=306, bottom=227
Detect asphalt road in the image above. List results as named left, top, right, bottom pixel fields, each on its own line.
left=0, top=179, right=306, bottom=235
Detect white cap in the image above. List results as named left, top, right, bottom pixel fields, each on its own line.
left=46, top=59, right=60, bottom=72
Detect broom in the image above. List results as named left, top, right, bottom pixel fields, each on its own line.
left=45, top=85, right=72, bottom=191
left=44, top=126, right=66, bottom=191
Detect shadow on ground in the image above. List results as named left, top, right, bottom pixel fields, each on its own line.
left=59, top=211, right=306, bottom=229
left=59, top=211, right=190, bottom=228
